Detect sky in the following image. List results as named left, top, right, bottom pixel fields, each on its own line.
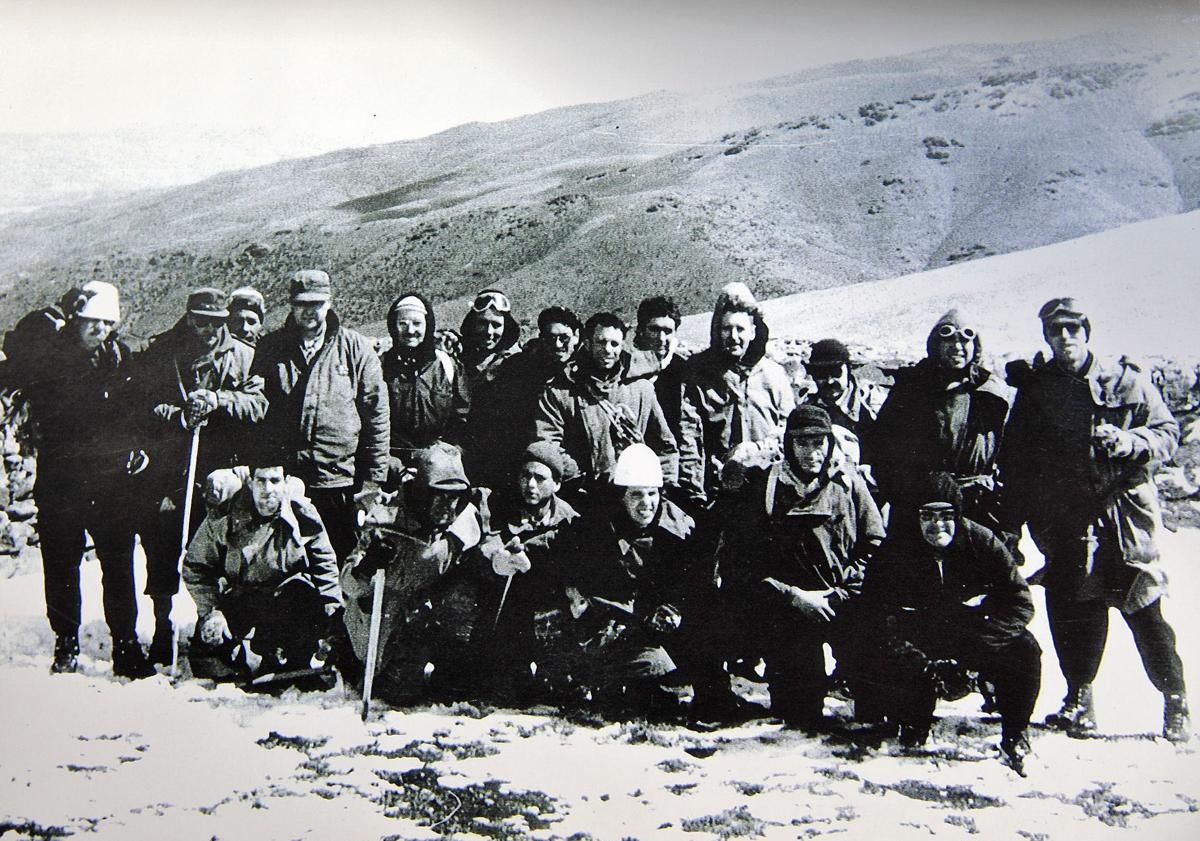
left=1, top=0, right=1196, bottom=197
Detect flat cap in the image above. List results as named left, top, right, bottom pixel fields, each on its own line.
left=290, top=270, right=332, bottom=303
left=187, top=287, right=229, bottom=318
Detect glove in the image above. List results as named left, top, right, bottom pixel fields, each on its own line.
left=199, top=610, right=233, bottom=646
left=490, top=537, right=532, bottom=577
left=1093, top=423, right=1135, bottom=459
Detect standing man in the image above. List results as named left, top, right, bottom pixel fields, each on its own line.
left=253, top=270, right=389, bottom=566
left=627, top=296, right=690, bottom=440
left=226, top=287, right=266, bottom=347
left=534, top=312, right=677, bottom=493
left=134, top=287, right=266, bottom=664
left=869, top=310, right=1011, bottom=536
left=717, top=406, right=885, bottom=731
left=18, top=282, right=153, bottom=678
left=678, top=283, right=794, bottom=505
left=1000, top=298, right=1189, bottom=742
left=800, top=339, right=884, bottom=441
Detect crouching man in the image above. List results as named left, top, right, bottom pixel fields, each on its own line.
left=717, top=406, right=885, bottom=731
left=543, top=444, right=727, bottom=719
left=861, top=473, right=1041, bottom=774
left=340, top=442, right=504, bottom=705
left=183, top=454, right=342, bottom=684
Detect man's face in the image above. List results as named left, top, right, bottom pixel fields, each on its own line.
left=620, top=486, right=660, bottom=529
left=394, top=311, right=427, bottom=349
left=187, top=313, right=225, bottom=349
left=588, top=326, right=625, bottom=372
left=425, top=489, right=463, bottom=532
left=788, top=434, right=828, bottom=477
left=637, top=316, right=677, bottom=361
left=812, top=364, right=849, bottom=403
left=72, top=317, right=114, bottom=351
left=919, top=507, right=956, bottom=549
left=468, top=310, right=506, bottom=354
left=933, top=329, right=975, bottom=372
left=291, top=299, right=331, bottom=333
left=719, top=311, right=756, bottom=360
left=228, top=309, right=263, bottom=346
left=541, top=321, right=579, bottom=364
left=518, top=461, right=559, bottom=508
left=250, top=466, right=286, bottom=517
left=1045, top=319, right=1089, bottom=372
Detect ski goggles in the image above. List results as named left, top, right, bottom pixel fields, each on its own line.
left=935, top=324, right=976, bottom=341
left=470, top=290, right=511, bottom=314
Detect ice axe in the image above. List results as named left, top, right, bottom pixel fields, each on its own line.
left=360, top=567, right=386, bottom=721
left=170, top=425, right=202, bottom=678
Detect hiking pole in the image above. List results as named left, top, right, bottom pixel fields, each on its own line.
left=170, top=425, right=202, bottom=678
left=360, top=567, right=386, bottom=721
left=494, top=575, right=514, bottom=630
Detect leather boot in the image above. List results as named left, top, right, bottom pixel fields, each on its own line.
left=147, top=597, right=174, bottom=666
left=112, top=638, right=155, bottom=680
left=51, top=635, right=79, bottom=674
left=1163, top=693, right=1191, bottom=743
left=1000, top=729, right=1032, bottom=777
left=1044, top=684, right=1097, bottom=738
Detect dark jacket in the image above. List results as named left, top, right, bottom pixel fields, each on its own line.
left=134, top=321, right=266, bottom=496
left=999, top=352, right=1178, bottom=611
left=382, top=292, right=470, bottom=456
left=864, top=517, right=1034, bottom=650
left=253, top=311, right=389, bottom=490
left=183, top=485, right=341, bottom=621
left=718, top=460, right=885, bottom=609
left=459, top=307, right=522, bottom=390
left=534, top=356, right=679, bottom=486
left=798, top=374, right=885, bottom=441
left=869, top=358, right=1011, bottom=523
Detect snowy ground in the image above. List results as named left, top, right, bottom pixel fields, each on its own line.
left=1, top=527, right=1198, bottom=840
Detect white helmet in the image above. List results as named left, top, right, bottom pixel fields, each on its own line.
left=76, top=281, right=120, bottom=322
left=612, top=443, right=663, bottom=488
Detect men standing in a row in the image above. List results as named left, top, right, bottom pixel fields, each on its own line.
left=628, top=296, right=689, bottom=439
left=534, top=312, right=678, bottom=492
left=678, top=283, right=794, bottom=505
left=253, top=271, right=389, bottom=566
left=18, top=282, right=153, bottom=677
left=1000, top=298, right=1189, bottom=742
left=135, top=287, right=266, bottom=664
left=870, top=310, right=1011, bottom=537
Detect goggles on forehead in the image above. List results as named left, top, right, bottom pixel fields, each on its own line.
left=471, top=290, right=511, bottom=314
left=936, top=324, right=976, bottom=341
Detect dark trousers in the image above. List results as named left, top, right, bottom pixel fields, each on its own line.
left=35, top=484, right=138, bottom=641
left=139, top=494, right=207, bottom=599
left=1046, top=592, right=1186, bottom=695
left=308, top=486, right=357, bottom=567
left=759, top=616, right=850, bottom=725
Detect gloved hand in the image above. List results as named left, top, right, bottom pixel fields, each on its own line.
left=1093, top=422, right=1135, bottom=459
left=925, top=658, right=973, bottom=701
left=199, top=610, right=232, bottom=646
left=490, top=537, right=532, bottom=577
left=185, top=389, right=219, bottom=429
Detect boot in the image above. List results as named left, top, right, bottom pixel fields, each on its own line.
left=898, top=721, right=931, bottom=749
left=147, top=598, right=174, bottom=666
left=1044, top=684, right=1097, bottom=738
left=51, top=635, right=79, bottom=674
left=1163, top=693, right=1191, bottom=743
left=112, top=638, right=155, bottom=680
left=1000, top=730, right=1032, bottom=777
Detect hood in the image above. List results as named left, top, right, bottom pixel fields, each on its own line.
left=387, top=291, right=438, bottom=362
left=925, top=308, right=983, bottom=363
left=460, top=305, right=521, bottom=362
left=708, top=282, right=769, bottom=366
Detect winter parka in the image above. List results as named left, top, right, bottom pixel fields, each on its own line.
left=999, top=352, right=1179, bottom=612
left=533, top=356, right=679, bottom=487
left=253, top=311, right=389, bottom=490
left=183, top=484, right=341, bottom=622
left=678, top=305, right=794, bottom=503
left=382, top=292, right=470, bottom=457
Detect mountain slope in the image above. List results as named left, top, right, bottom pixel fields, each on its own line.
left=1, top=17, right=1198, bottom=338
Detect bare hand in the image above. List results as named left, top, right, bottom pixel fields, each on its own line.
left=199, top=610, right=232, bottom=646
left=787, top=587, right=835, bottom=622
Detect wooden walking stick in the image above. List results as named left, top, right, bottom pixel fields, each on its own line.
left=170, top=425, right=202, bottom=678
left=360, top=567, right=386, bottom=721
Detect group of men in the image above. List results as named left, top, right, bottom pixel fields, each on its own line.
left=2, top=270, right=1190, bottom=775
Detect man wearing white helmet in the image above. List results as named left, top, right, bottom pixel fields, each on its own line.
left=13, top=282, right=154, bottom=678
left=545, top=443, right=726, bottom=718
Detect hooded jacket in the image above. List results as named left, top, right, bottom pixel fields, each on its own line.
left=383, top=292, right=470, bottom=455
left=678, top=286, right=794, bottom=502
left=533, top=353, right=679, bottom=486
left=459, top=305, right=522, bottom=388
left=134, top=319, right=267, bottom=496
left=999, top=351, right=1178, bottom=611
left=868, top=310, right=1012, bottom=523
left=252, top=309, right=389, bottom=490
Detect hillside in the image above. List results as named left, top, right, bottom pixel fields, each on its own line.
left=1, top=17, right=1198, bottom=340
